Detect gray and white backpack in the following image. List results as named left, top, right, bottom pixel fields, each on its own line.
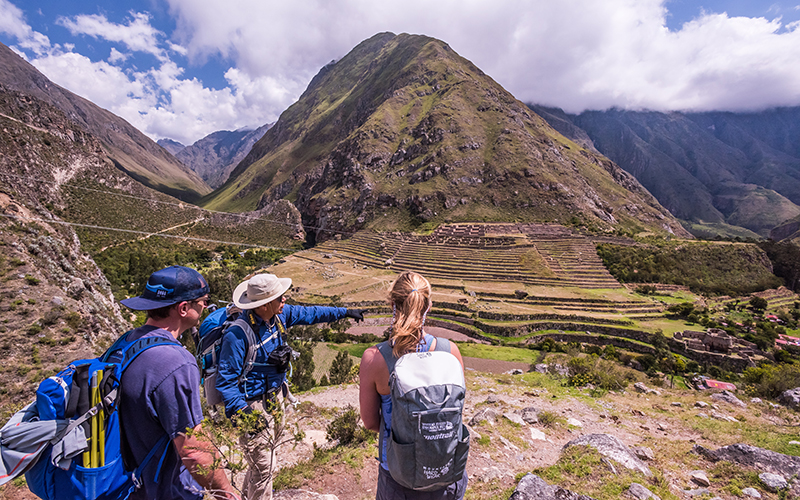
left=377, top=337, right=470, bottom=491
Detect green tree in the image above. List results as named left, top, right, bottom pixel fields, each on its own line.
left=749, top=296, right=768, bottom=312
left=328, top=350, right=354, bottom=385
left=288, top=339, right=316, bottom=392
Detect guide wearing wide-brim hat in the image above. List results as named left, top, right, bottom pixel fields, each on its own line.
left=232, top=273, right=292, bottom=309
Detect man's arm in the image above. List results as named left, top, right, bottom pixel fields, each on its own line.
left=216, top=329, right=249, bottom=418
left=282, top=303, right=348, bottom=327
left=174, top=425, right=237, bottom=500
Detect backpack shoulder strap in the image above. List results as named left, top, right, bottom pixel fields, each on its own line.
left=433, top=337, right=451, bottom=353
left=376, top=341, right=396, bottom=374
left=120, top=336, right=181, bottom=372
left=230, top=316, right=259, bottom=383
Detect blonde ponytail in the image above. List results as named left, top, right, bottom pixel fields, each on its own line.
left=388, top=271, right=432, bottom=357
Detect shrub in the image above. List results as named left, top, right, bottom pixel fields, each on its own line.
left=537, top=410, right=565, bottom=427
left=326, top=405, right=374, bottom=446
left=288, top=340, right=316, bottom=392
left=65, top=311, right=83, bottom=329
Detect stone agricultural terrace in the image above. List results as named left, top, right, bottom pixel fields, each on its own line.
left=317, top=223, right=621, bottom=289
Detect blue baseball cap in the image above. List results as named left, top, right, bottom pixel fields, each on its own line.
left=120, top=265, right=209, bottom=311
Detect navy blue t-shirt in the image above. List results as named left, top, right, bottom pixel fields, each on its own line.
left=118, top=325, right=205, bottom=500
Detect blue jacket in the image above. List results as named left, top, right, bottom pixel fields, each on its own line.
left=216, top=304, right=347, bottom=417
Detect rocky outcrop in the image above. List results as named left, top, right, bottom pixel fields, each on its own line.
left=563, top=434, right=652, bottom=477
left=710, top=390, right=746, bottom=408
left=509, top=473, right=597, bottom=500
left=778, top=388, right=800, bottom=409
left=693, top=443, right=800, bottom=477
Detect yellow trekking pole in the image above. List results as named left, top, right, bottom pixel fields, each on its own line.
left=90, top=370, right=100, bottom=468
left=97, top=370, right=105, bottom=467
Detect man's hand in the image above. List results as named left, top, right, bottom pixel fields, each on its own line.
left=345, top=309, right=366, bottom=323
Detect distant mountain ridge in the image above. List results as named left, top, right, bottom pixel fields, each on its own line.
left=531, top=105, right=800, bottom=238
left=202, top=32, right=688, bottom=242
left=160, top=124, right=271, bottom=189
left=0, top=42, right=210, bottom=201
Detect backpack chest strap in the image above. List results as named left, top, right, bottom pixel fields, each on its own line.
left=234, top=314, right=286, bottom=384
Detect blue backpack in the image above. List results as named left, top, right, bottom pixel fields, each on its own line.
left=23, top=331, right=179, bottom=500
left=195, top=306, right=289, bottom=407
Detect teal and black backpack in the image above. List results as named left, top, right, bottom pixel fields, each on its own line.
left=376, top=337, right=470, bottom=491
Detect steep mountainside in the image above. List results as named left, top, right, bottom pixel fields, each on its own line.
left=0, top=83, right=304, bottom=412
left=169, top=124, right=271, bottom=189
left=772, top=214, right=800, bottom=245
left=202, top=33, right=688, bottom=243
left=0, top=43, right=210, bottom=202
left=531, top=106, right=800, bottom=238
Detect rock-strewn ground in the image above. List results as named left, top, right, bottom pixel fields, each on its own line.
left=270, top=371, right=800, bottom=500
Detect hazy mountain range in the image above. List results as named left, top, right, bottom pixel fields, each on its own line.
left=157, top=124, right=271, bottom=189
left=531, top=106, right=800, bottom=240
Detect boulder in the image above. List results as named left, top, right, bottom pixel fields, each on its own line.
left=742, top=487, right=762, bottom=498
left=567, top=418, right=583, bottom=427
left=690, top=470, right=710, bottom=486
left=710, top=390, right=746, bottom=408
left=470, top=408, right=498, bottom=426
left=628, top=483, right=660, bottom=500
left=563, top=434, right=652, bottom=477
left=521, top=407, right=539, bottom=424
left=631, top=446, right=655, bottom=461
left=504, top=412, right=526, bottom=426
left=692, top=443, right=800, bottom=476
left=778, top=388, right=800, bottom=409
left=510, top=473, right=597, bottom=500
left=530, top=428, right=548, bottom=441
left=683, top=488, right=711, bottom=497
left=759, top=472, right=788, bottom=492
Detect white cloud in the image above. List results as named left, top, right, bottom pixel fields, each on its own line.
left=31, top=51, right=151, bottom=111
left=5, top=0, right=800, bottom=145
left=0, top=0, right=50, bottom=54
left=108, top=47, right=128, bottom=64
left=165, top=0, right=800, bottom=116
left=56, top=11, right=167, bottom=60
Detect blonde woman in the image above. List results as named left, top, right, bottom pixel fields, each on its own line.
left=359, top=271, right=468, bottom=500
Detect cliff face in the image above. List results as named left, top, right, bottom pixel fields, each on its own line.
left=0, top=84, right=132, bottom=410
left=202, top=33, right=689, bottom=242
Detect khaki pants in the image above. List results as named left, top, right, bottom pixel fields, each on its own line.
left=238, top=399, right=282, bottom=500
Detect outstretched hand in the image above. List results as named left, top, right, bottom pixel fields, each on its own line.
left=345, top=308, right=366, bottom=323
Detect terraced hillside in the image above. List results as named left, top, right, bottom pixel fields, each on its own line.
left=316, top=223, right=622, bottom=288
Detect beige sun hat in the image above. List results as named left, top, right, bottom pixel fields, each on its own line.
left=232, top=273, right=292, bottom=309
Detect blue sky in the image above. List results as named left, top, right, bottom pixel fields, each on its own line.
left=2, top=0, right=799, bottom=145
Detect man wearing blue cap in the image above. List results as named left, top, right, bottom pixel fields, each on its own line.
left=118, top=265, right=236, bottom=500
